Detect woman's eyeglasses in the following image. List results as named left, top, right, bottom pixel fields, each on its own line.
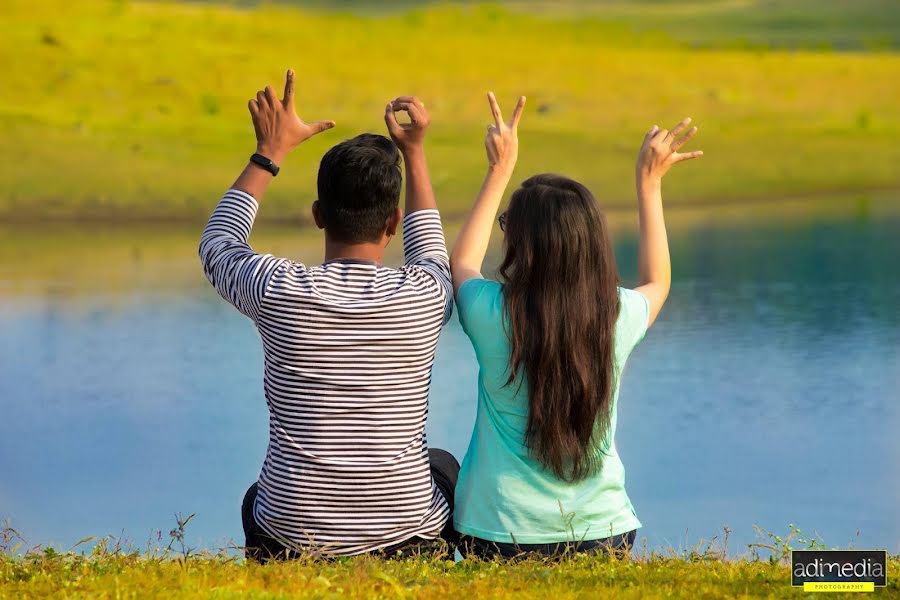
left=498, top=212, right=508, bottom=232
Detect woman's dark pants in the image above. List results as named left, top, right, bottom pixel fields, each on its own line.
left=459, top=530, right=637, bottom=560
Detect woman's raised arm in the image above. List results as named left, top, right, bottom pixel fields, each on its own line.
left=450, top=93, right=526, bottom=295
left=634, top=117, right=703, bottom=327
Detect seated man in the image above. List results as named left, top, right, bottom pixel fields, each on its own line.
left=199, top=70, right=458, bottom=559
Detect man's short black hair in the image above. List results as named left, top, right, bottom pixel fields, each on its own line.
left=316, top=133, right=402, bottom=243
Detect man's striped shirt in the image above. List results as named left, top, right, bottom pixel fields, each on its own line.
left=199, top=189, right=453, bottom=555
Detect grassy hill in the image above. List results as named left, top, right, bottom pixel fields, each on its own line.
left=1, top=0, right=898, bottom=222
left=239, top=0, right=900, bottom=50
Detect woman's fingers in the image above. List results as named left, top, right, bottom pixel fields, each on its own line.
left=671, top=126, right=698, bottom=151
left=665, top=117, right=692, bottom=142
left=674, top=150, right=704, bottom=162
left=508, top=96, right=526, bottom=129
left=487, top=92, right=503, bottom=128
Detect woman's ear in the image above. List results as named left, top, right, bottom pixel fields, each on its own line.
left=312, top=200, right=326, bottom=230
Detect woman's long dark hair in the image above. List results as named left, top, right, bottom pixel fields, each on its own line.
left=498, top=174, right=620, bottom=482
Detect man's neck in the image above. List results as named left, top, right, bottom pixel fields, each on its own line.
left=323, top=238, right=386, bottom=265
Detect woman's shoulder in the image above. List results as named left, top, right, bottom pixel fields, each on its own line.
left=457, top=278, right=504, bottom=329
left=458, top=278, right=504, bottom=303
left=615, top=287, right=651, bottom=351
left=617, top=286, right=649, bottom=308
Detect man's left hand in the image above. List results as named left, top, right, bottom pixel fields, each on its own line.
left=249, top=69, right=335, bottom=164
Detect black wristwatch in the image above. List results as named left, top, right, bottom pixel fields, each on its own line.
left=250, top=152, right=280, bottom=176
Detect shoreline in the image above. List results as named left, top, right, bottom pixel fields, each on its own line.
left=1, top=186, right=896, bottom=228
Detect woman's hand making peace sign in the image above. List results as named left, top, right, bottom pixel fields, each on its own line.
left=485, top=92, right=526, bottom=174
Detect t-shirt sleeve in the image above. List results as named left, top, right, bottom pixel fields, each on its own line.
left=617, top=287, right=651, bottom=355
left=198, top=189, right=287, bottom=322
left=402, top=209, right=453, bottom=324
left=457, top=278, right=499, bottom=338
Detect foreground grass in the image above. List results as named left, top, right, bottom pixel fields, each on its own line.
left=4, top=547, right=897, bottom=599
left=0, top=555, right=791, bottom=599
left=2, top=522, right=897, bottom=599
left=2, top=1, right=899, bottom=221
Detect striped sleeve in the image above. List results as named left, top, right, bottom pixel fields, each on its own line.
left=198, top=189, right=287, bottom=321
left=402, top=209, right=453, bottom=323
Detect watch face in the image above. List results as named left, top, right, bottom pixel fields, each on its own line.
left=252, top=153, right=278, bottom=175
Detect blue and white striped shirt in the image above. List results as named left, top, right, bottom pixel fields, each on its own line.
left=199, top=189, right=453, bottom=555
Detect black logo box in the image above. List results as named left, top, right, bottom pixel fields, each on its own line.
left=791, top=550, right=887, bottom=586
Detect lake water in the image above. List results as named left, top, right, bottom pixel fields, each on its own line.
left=1, top=195, right=898, bottom=556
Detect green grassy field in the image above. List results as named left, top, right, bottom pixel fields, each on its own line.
left=1, top=0, right=899, bottom=223
left=253, top=0, right=900, bottom=50
left=2, top=525, right=896, bottom=599
left=0, top=555, right=844, bottom=599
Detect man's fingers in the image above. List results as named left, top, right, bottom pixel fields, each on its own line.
left=283, top=69, right=295, bottom=107
left=508, top=95, right=526, bottom=129
left=645, top=124, right=660, bottom=140
left=310, top=120, right=336, bottom=136
left=391, top=101, right=414, bottom=112
left=487, top=92, right=503, bottom=128
left=395, top=101, right=424, bottom=123
left=671, top=126, right=698, bottom=151
left=384, top=103, right=402, bottom=135
left=674, top=150, right=704, bottom=162
left=256, top=91, right=268, bottom=110
left=264, top=85, right=278, bottom=109
left=665, top=117, right=692, bottom=142
left=392, top=95, right=425, bottom=109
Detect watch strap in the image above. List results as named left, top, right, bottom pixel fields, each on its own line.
left=250, top=152, right=280, bottom=176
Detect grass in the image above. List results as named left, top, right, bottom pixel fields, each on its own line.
left=255, top=0, right=900, bottom=50
left=1, top=0, right=899, bottom=221
left=2, top=522, right=897, bottom=599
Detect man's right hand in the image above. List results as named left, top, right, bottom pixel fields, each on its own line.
left=248, top=69, right=335, bottom=165
left=385, top=96, right=430, bottom=154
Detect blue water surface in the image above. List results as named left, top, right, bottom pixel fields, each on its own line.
left=1, top=197, right=897, bottom=555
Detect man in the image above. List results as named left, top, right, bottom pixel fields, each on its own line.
left=199, top=70, right=458, bottom=559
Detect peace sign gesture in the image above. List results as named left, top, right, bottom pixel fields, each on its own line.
left=485, top=92, right=526, bottom=173
left=248, top=69, right=335, bottom=163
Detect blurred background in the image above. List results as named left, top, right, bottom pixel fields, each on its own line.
left=1, top=0, right=898, bottom=555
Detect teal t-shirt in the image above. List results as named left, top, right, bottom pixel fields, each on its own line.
left=454, top=280, right=650, bottom=544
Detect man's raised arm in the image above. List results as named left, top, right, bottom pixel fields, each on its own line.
left=385, top=95, right=437, bottom=215
left=199, top=69, right=334, bottom=320
left=384, top=95, right=452, bottom=320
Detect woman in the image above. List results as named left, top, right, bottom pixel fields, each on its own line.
left=449, top=93, right=702, bottom=559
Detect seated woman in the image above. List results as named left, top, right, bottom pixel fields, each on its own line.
left=449, top=93, right=702, bottom=559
